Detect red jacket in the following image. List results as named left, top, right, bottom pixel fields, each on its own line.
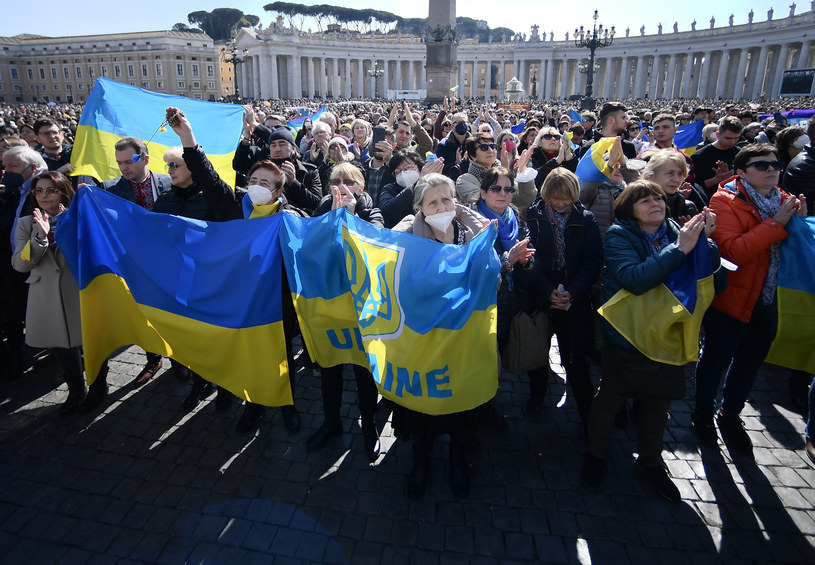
left=709, top=176, right=791, bottom=323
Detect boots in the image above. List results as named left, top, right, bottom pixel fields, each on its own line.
left=56, top=348, right=86, bottom=418
left=361, top=415, right=380, bottom=460
left=79, top=363, right=109, bottom=412
left=449, top=438, right=469, bottom=498
left=406, top=438, right=431, bottom=499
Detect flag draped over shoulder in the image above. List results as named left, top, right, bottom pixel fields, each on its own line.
left=766, top=216, right=815, bottom=373
left=674, top=119, right=705, bottom=156
left=598, top=236, right=716, bottom=365
left=54, top=187, right=292, bottom=406
left=279, top=209, right=501, bottom=415
left=71, top=78, right=244, bottom=186
left=575, top=137, right=618, bottom=182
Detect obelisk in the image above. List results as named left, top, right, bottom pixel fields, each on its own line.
left=425, top=0, right=457, bottom=105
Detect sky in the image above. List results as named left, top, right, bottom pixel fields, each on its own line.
left=0, top=1, right=797, bottom=39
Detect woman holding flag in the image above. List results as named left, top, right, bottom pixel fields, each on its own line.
left=693, top=143, right=807, bottom=460
left=582, top=180, right=719, bottom=503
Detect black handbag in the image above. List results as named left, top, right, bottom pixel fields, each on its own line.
left=501, top=310, right=550, bottom=373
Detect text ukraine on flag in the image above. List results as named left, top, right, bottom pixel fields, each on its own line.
left=55, top=187, right=293, bottom=406
left=280, top=209, right=501, bottom=415
left=71, top=77, right=244, bottom=186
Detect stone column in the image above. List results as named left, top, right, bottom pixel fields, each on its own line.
left=382, top=59, right=389, bottom=95
left=772, top=43, right=790, bottom=97
left=618, top=57, right=629, bottom=98
left=574, top=60, right=583, bottom=97
left=732, top=49, right=748, bottom=99
left=751, top=45, right=770, bottom=98
left=344, top=59, right=351, bottom=97
left=544, top=57, right=555, bottom=99
left=306, top=57, right=314, bottom=98
left=356, top=59, right=363, bottom=97
left=459, top=61, right=466, bottom=95
left=420, top=61, right=427, bottom=92
left=470, top=61, right=477, bottom=99
left=633, top=56, right=646, bottom=98
left=799, top=41, right=811, bottom=68
left=680, top=53, right=694, bottom=98
left=713, top=51, right=729, bottom=99
left=560, top=60, right=569, bottom=99
left=698, top=51, right=712, bottom=98
left=498, top=60, right=505, bottom=99
left=485, top=61, right=492, bottom=100
left=663, top=53, right=676, bottom=98
left=268, top=54, right=279, bottom=99
left=602, top=57, right=614, bottom=98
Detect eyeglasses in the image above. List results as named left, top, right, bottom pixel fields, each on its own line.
left=628, top=127, right=640, bottom=131
left=166, top=161, right=182, bottom=170
left=478, top=143, right=497, bottom=151
left=542, top=134, right=561, bottom=140
left=38, top=129, right=61, bottom=137
left=329, top=178, right=359, bottom=187
left=487, top=185, right=516, bottom=195
left=746, top=160, right=784, bottom=171
left=32, top=187, right=59, bottom=196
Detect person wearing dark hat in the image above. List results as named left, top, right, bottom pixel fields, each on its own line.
left=692, top=106, right=714, bottom=124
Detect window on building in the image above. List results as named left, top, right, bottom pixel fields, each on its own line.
left=101, top=65, right=108, bottom=77
left=88, top=66, right=95, bottom=78
left=141, top=64, right=148, bottom=76
left=192, top=64, right=199, bottom=77
left=76, top=67, right=82, bottom=79
left=51, top=67, right=57, bottom=79
left=53, top=84, right=59, bottom=91
left=11, top=68, right=19, bottom=80
left=176, top=63, right=184, bottom=76
left=155, top=63, right=162, bottom=76
left=207, top=82, right=215, bottom=89
left=27, top=68, right=33, bottom=80
left=66, top=84, right=72, bottom=91
left=128, top=64, right=135, bottom=77
left=30, top=85, right=36, bottom=91
left=13, top=85, right=21, bottom=92
left=41, top=85, right=47, bottom=91
left=39, top=68, right=45, bottom=79
left=142, top=82, right=150, bottom=89
left=207, top=65, right=214, bottom=77
left=157, top=81, right=164, bottom=89
left=63, top=67, right=70, bottom=79
left=177, top=81, right=185, bottom=88
left=193, top=81, right=200, bottom=88
left=114, top=65, right=121, bottom=78
left=78, top=83, right=83, bottom=90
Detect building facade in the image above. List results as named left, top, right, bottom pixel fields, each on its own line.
left=0, top=30, right=220, bottom=103
left=233, top=7, right=815, bottom=101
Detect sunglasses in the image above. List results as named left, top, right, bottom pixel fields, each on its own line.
left=487, top=185, right=516, bottom=194
left=32, top=187, right=59, bottom=196
left=166, top=161, right=182, bottom=170
left=329, top=178, right=359, bottom=186
left=478, top=143, right=497, bottom=151
left=542, top=133, right=561, bottom=140
left=628, top=126, right=640, bottom=131
left=746, top=160, right=784, bottom=171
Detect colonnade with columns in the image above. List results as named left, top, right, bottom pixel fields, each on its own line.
left=235, top=10, right=815, bottom=100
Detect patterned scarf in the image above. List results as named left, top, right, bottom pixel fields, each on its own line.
left=741, top=179, right=783, bottom=304
left=643, top=222, right=670, bottom=256
left=546, top=203, right=571, bottom=270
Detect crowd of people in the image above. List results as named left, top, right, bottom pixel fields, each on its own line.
left=1, top=93, right=814, bottom=503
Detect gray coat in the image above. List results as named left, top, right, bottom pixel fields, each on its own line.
left=11, top=215, right=82, bottom=348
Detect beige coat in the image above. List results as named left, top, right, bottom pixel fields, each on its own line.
left=11, top=215, right=82, bottom=348
left=392, top=203, right=487, bottom=244
left=454, top=160, right=537, bottom=208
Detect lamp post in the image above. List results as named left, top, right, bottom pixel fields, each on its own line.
left=220, top=39, right=248, bottom=102
left=574, top=10, right=614, bottom=107
left=366, top=61, right=384, bottom=99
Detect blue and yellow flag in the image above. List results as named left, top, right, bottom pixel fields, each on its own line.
left=766, top=216, right=815, bottom=373
left=55, top=187, right=292, bottom=406
left=569, top=109, right=582, bottom=124
left=71, top=78, right=244, bottom=186
left=598, top=236, right=716, bottom=365
left=674, top=119, right=705, bottom=156
left=287, top=105, right=327, bottom=132
left=279, top=209, right=500, bottom=415
left=575, top=137, right=618, bottom=182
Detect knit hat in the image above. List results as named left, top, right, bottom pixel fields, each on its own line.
left=328, top=135, right=350, bottom=150
left=267, top=124, right=295, bottom=146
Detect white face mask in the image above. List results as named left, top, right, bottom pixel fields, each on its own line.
left=424, top=210, right=456, bottom=232
left=247, top=184, right=274, bottom=206
left=396, top=169, right=420, bottom=188
left=793, top=135, right=810, bottom=149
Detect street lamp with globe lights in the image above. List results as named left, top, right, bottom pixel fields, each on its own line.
left=220, top=39, right=248, bottom=102
left=367, top=62, right=384, bottom=99
left=574, top=10, right=615, bottom=107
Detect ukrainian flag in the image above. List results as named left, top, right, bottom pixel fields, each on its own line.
left=766, top=216, right=815, bottom=373
left=674, top=119, right=705, bottom=156
left=54, top=187, right=292, bottom=406
left=279, top=209, right=500, bottom=415
left=598, top=235, right=716, bottom=365
left=287, top=105, right=327, bottom=132
left=575, top=137, right=618, bottom=182
left=569, top=109, right=582, bottom=124
left=71, top=78, right=244, bottom=186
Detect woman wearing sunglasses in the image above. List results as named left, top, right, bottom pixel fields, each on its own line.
left=530, top=126, right=577, bottom=189
left=525, top=168, right=603, bottom=422
left=455, top=133, right=537, bottom=208
left=12, top=171, right=85, bottom=417
left=693, top=143, right=808, bottom=459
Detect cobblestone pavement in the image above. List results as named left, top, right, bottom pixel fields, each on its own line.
left=1, top=343, right=814, bottom=565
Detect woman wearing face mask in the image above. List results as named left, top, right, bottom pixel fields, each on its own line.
left=12, top=172, right=84, bottom=417
left=392, top=173, right=489, bottom=498
left=295, top=118, right=314, bottom=154
left=378, top=149, right=444, bottom=228
left=456, top=133, right=538, bottom=207
left=305, top=163, right=383, bottom=459
left=774, top=125, right=808, bottom=173
left=530, top=126, right=578, bottom=189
